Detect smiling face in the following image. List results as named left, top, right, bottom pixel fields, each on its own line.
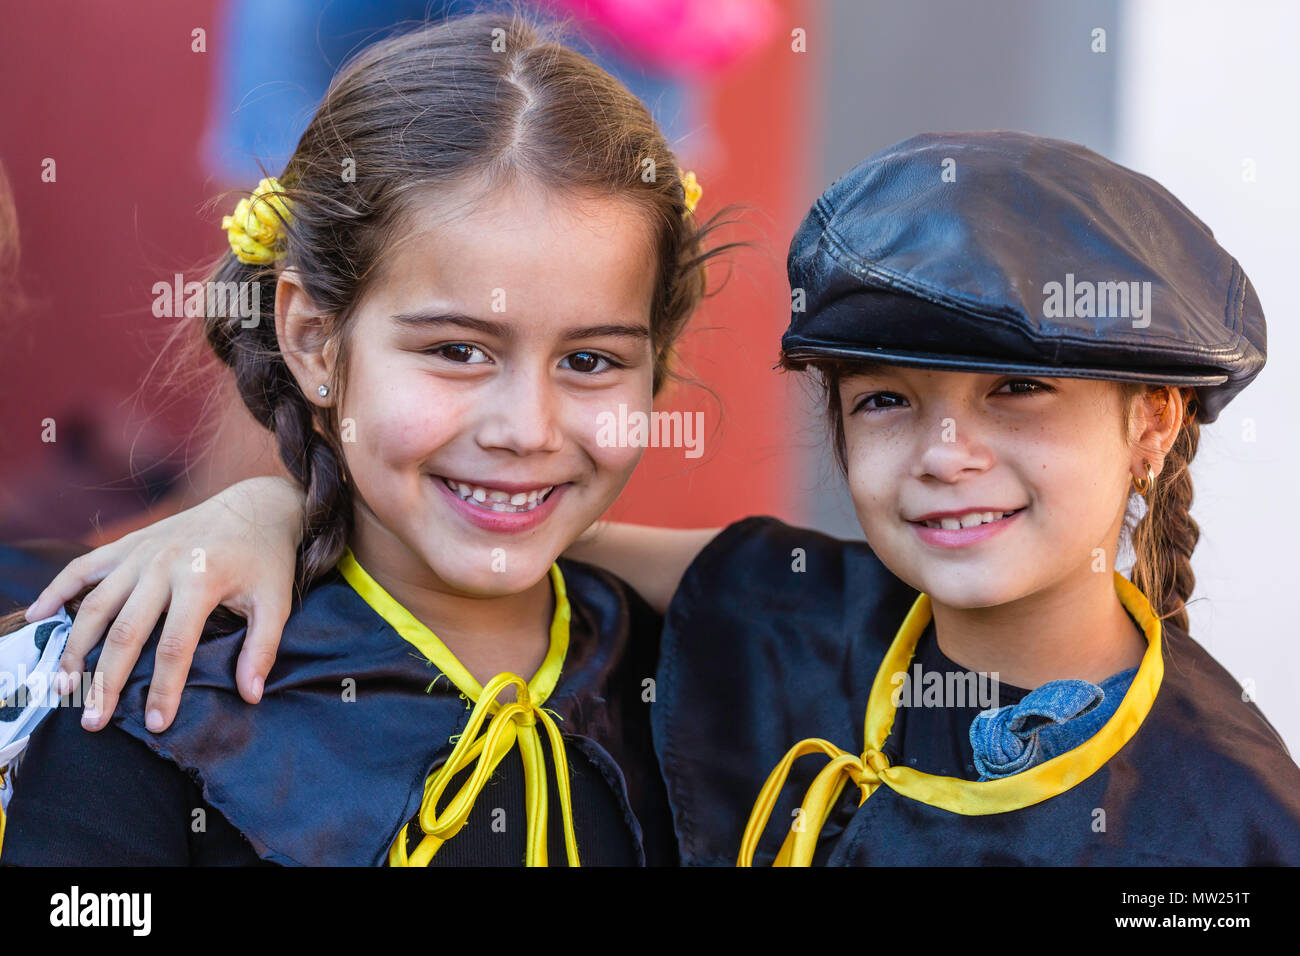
left=321, top=180, right=658, bottom=597
left=836, top=365, right=1138, bottom=609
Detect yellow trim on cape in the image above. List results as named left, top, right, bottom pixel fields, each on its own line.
left=738, top=569, right=1164, bottom=866
left=336, top=546, right=570, bottom=706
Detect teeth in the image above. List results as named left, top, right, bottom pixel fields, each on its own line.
left=922, top=509, right=1018, bottom=530
left=441, top=477, right=556, bottom=514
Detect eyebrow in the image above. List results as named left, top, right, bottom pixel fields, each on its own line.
left=391, top=310, right=650, bottom=343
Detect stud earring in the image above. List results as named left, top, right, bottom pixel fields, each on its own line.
left=317, top=384, right=330, bottom=398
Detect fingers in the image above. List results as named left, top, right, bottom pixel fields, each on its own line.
left=80, top=569, right=172, bottom=731
left=141, top=588, right=217, bottom=733
left=235, top=597, right=291, bottom=705
left=25, top=541, right=128, bottom=621
left=56, top=560, right=140, bottom=695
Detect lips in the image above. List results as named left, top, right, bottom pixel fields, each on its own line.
left=911, top=507, right=1026, bottom=530
left=430, top=474, right=569, bottom=534
left=439, top=476, right=556, bottom=514
left=909, top=505, right=1026, bottom=549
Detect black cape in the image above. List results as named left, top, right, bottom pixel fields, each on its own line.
left=653, top=517, right=1300, bottom=865
left=67, top=556, right=676, bottom=866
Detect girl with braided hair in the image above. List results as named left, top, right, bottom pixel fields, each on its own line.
left=12, top=129, right=1300, bottom=866
left=0, top=10, right=736, bottom=866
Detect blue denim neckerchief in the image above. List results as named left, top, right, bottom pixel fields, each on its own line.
left=969, top=667, right=1138, bottom=780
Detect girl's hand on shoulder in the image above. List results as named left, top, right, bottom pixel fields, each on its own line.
left=24, top=476, right=306, bottom=733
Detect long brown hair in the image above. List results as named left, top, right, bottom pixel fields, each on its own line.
left=788, top=358, right=1202, bottom=634
left=0, top=9, right=744, bottom=638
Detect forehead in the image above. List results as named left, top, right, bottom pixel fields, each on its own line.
left=366, top=179, right=659, bottom=323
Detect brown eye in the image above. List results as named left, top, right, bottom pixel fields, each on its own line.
left=999, top=379, right=1054, bottom=395
left=430, top=343, right=489, bottom=364
left=562, top=350, right=614, bottom=374
left=851, top=392, right=907, bottom=415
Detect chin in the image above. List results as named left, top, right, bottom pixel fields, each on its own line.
left=424, top=546, right=559, bottom=598
left=917, top=569, right=1031, bottom=610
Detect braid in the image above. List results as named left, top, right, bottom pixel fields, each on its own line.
left=1126, top=392, right=1202, bottom=634
left=204, top=255, right=352, bottom=597
left=268, top=388, right=352, bottom=592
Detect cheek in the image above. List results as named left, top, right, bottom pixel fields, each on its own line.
left=843, top=431, right=900, bottom=526
left=1014, top=422, right=1129, bottom=532
left=571, top=380, right=651, bottom=484
left=340, top=360, right=465, bottom=472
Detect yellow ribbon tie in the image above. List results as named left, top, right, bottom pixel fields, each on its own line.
left=221, top=177, right=293, bottom=264
left=737, top=739, right=891, bottom=867
left=388, top=672, right=580, bottom=867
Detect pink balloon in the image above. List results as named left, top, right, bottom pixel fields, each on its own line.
left=545, top=0, right=779, bottom=78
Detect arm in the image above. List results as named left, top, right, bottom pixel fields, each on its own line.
left=23, top=476, right=305, bottom=734
left=565, top=522, right=722, bottom=616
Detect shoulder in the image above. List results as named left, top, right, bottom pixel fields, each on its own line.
left=101, top=567, right=385, bottom=715
left=1129, top=624, right=1300, bottom=862
left=666, top=515, right=917, bottom=654
left=556, top=556, right=663, bottom=634
left=89, top=569, right=473, bottom=865
left=1154, top=623, right=1299, bottom=763
left=544, top=556, right=665, bottom=700
left=676, top=515, right=863, bottom=590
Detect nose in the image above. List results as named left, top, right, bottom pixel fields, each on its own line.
left=474, top=364, right=564, bottom=456
left=913, top=409, right=995, bottom=482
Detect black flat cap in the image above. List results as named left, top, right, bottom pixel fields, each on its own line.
left=782, top=131, right=1266, bottom=423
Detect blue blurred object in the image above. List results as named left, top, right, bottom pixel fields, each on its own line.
left=202, top=0, right=700, bottom=183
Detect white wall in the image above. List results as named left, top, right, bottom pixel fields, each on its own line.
left=1116, top=0, right=1300, bottom=754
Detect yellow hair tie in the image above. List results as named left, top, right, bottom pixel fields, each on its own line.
left=221, top=177, right=293, bottom=265
left=679, top=168, right=702, bottom=216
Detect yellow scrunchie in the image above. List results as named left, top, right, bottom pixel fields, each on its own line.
left=679, top=168, right=702, bottom=216
left=221, top=177, right=293, bottom=264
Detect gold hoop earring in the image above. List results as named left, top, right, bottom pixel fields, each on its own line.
left=1131, top=460, right=1155, bottom=496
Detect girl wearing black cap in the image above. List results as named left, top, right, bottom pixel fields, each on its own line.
left=17, top=132, right=1300, bottom=866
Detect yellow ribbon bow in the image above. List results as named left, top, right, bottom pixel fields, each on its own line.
left=679, top=168, right=702, bottom=216
left=221, top=177, right=293, bottom=264
left=388, top=671, right=580, bottom=867
left=738, top=738, right=891, bottom=867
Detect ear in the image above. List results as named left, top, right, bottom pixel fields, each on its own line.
left=1128, top=386, right=1190, bottom=480
left=275, top=270, right=339, bottom=408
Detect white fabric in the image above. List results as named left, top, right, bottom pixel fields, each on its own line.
left=0, top=608, right=72, bottom=813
